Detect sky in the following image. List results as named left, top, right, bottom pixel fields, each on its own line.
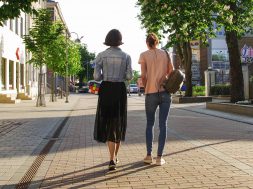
left=56, top=0, right=148, bottom=71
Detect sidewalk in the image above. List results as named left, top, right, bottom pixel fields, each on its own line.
left=1, top=94, right=253, bottom=189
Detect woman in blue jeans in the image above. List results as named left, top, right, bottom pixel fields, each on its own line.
left=138, top=33, right=174, bottom=165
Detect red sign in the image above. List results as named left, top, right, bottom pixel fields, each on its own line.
left=16, top=48, right=20, bottom=60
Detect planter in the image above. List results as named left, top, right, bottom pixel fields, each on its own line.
left=206, top=102, right=253, bottom=117
left=172, top=96, right=212, bottom=103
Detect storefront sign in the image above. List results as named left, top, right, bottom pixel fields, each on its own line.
left=16, top=47, right=20, bottom=60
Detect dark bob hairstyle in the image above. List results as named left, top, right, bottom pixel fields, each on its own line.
left=104, top=29, right=123, bottom=46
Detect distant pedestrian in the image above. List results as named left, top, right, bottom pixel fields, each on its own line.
left=93, top=29, right=133, bottom=171
left=138, top=33, right=174, bottom=165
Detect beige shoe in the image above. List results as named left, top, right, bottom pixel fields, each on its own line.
left=115, top=157, right=119, bottom=164
left=143, top=156, right=153, bottom=164
left=156, top=157, right=166, bottom=166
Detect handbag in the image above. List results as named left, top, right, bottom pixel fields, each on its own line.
left=162, top=51, right=185, bottom=94
left=162, top=69, right=185, bottom=94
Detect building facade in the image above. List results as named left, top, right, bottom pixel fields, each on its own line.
left=0, top=1, right=65, bottom=103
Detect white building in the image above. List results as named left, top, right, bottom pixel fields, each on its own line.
left=0, top=1, right=46, bottom=103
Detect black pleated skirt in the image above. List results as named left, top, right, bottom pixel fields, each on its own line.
left=94, top=81, right=127, bottom=143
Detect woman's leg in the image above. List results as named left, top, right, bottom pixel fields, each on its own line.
left=145, top=94, right=159, bottom=156
left=115, top=142, right=120, bottom=157
left=107, top=141, right=116, bottom=161
left=157, top=92, right=171, bottom=156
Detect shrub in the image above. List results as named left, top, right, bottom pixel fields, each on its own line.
left=193, top=86, right=205, bottom=96
left=250, top=75, right=253, bottom=83
left=210, top=84, right=230, bottom=95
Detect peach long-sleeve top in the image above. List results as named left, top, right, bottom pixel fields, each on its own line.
left=138, top=48, right=173, bottom=94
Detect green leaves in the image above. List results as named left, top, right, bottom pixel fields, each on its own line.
left=0, top=0, right=39, bottom=26
left=23, top=9, right=55, bottom=67
left=137, top=0, right=217, bottom=46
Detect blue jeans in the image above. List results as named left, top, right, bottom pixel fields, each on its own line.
left=145, top=91, right=171, bottom=156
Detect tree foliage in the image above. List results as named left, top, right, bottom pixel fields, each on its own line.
left=79, top=44, right=95, bottom=84
left=214, top=1, right=253, bottom=102
left=24, top=9, right=62, bottom=67
left=67, top=40, right=82, bottom=76
left=0, top=0, right=39, bottom=26
left=131, top=70, right=140, bottom=84
left=137, top=0, right=216, bottom=96
left=137, top=0, right=253, bottom=101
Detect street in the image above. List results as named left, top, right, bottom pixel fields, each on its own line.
left=0, top=93, right=253, bottom=189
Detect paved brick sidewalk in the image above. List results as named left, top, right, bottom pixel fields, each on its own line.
left=0, top=94, right=80, bottom=188
left=1, top=94, right=253, bottom=189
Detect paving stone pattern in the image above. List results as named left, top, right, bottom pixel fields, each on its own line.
left=0, top=94, right=253, bottom=189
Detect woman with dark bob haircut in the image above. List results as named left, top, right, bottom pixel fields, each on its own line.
left=93, top=29, right=133, bottom=171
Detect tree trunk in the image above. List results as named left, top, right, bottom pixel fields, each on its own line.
left=183, top=42, right=193, bottom=97
left=50, top=71, right=56, bottom=102
left=36, top=66, right=46, bottom=107
left=225, top=30, right=244, bottom=103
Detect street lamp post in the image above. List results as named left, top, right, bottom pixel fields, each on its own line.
left=65, top=31, right=84, bottom=103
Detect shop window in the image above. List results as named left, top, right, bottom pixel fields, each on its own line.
left=9, top=60, right=14, bottom=90
left=1, top=58, right=6, bottom=90
left=20, top=64, right=24, bottom=88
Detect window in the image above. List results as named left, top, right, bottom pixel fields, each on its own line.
left=1, top=58, right=6, bottom=90
left=48, top=8, right=55, bottom=21
left=15, top=17, right=19, bottom=35
left=211, top=49, right=229, bottom=62
left=9, top=60, right=14, bottom=89
left=20, top=64, right=24, bottom=88
left=10, top=19, right=13, bottom=31
left=20, top=17, right=23, bottom=37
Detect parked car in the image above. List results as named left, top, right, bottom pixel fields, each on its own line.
left=78, top=84, right=89, bottom=93
left=128, top=84, right=138, bottom=93
left=75, top=83, right=89, bottom=93
left=88, top=80, right=101, bottom=94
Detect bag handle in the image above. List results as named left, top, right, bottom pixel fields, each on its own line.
left=159, top=50, right=174, bottom=88
left=164, top=50, right=174, bottom=76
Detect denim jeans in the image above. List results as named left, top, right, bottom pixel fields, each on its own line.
left=145, top=91, right=171, bottom=156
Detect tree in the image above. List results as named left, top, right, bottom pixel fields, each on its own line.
left=215, top=1, right=253, bottom=102
left=24, top=9, right=62, bottom=106
left=45, top=22, right=66, bottom=102
left=131, top=70, right=140, bottom=84
left=67, top=40, right=82, bottom=77
left=79, top=44, right=95, bottom=85
left=137, top=0, right=216, bottom=96
left=0, top=0, right=39, bottom=26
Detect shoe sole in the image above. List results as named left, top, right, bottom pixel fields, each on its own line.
left=143, top=160, right=153, bottom=164
left=156, top=161, right=166, bottom=166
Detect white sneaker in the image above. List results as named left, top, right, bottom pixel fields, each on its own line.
left=156, top=157, right=166, bottom=165
left=143, top=156, right=153, bottom=164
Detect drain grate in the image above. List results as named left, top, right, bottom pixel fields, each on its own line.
left=15, top=116, right=70, bottom=189
left=0, top=120, right=25, bottom=137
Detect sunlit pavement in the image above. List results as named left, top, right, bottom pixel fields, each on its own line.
left=1, top=93, right=253, bottom=189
